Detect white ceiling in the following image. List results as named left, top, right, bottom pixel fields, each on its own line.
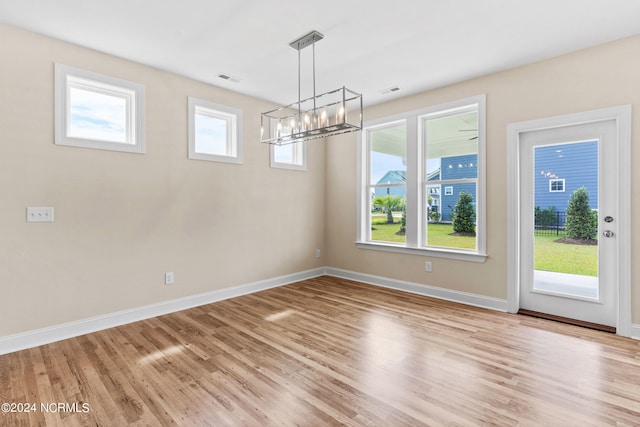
left=2, top=0, right=640, bottom=107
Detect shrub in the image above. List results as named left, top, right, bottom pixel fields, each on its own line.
left=428, top=211, right=441, bottom=223
left=398, top=205, right=406, bottom=234
left=565, top=187, right=597, bottom=240
left=452, top=191, right=476, bottom=234
left=535, top=206, right=557, bottom=227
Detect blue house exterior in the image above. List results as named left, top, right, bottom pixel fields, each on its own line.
left=374, top=170, right=406, bottom=198
left=374, top=154, right=478, bottom=222
left=439, top=154, right=477, bottom=221
left=534, top=141, right=598, bottom=211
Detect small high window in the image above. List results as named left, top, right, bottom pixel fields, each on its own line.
left=270, top=142, right=307, bottom=171
left=55, top=64, right=145, bottom=153
left=188, top=97, right=242, bottom=164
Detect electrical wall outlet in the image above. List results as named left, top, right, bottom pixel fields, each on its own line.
left=425, top=261, right=432, bottom=272
left=316, top=249, right=321, bottom=258
left=165, top=272, right=174, bottom=285
left=27, top=207, right=54, bottom=222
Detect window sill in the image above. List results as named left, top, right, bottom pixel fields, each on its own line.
left=269, top=162, right=307, bottom=171
left=188, top=152, right=243, bottom=164
left=55, top=137, right=145, bottom=154
left=355, top=241, right=487, bottom=263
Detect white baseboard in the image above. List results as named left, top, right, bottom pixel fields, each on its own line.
left=324, top=267, right=508, bottom=312
left=631, top=324, right=640, bottom=341
left=0, top=268, right=325, bottom=356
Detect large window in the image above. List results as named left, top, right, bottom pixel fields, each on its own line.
left=188, top=97, right=242, bottom=164
left=358, top=95, right=486, bottom=261
left=55, top=64, right=145, bottom=153
left=366, top=121, right=407, bottom=244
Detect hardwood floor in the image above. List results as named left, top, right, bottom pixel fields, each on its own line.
left=2, top=276, right=640, bottom=426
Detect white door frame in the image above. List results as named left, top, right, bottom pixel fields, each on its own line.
left=506, top=105, right=632, bottom=337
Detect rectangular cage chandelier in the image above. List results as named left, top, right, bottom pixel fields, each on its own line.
left=260, top=30, right=363, bottom=146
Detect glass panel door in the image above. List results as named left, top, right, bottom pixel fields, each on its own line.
left=533, top=141, right=599, bottom=300
left=519, top=120, right=617, bottom=328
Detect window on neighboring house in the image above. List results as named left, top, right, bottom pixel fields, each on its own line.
left=549, top=178, right=565, bottom=192
left=188, top=97, right=242, bottom=164
left=270, top=142, right=307, bottom=170
left=55, top=64, right=145, bottom=153
left=357, top=95, right=486, bottom=262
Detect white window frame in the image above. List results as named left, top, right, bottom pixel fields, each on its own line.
left=357, top=95, right=486, bottom=262
left=188, top=97, right=243, bottom=164
left=270, top=142, right=307, bottom=171
left=54, top=64, right=145, bottom=153
left=444, top=186, right=454, bottom=196
left=549, top=178, right=565, bottom=192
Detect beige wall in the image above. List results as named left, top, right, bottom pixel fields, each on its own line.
left=0, top=25, right=326, bottom=336
left=326, top=35, right=640, bottom=322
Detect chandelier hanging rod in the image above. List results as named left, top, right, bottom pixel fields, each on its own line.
left=290, top=31, right=323, bottom=119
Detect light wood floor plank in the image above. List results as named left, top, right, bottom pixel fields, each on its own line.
left=2, top=275, right=640, bottom=426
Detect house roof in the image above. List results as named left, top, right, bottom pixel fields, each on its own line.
left=427, top=168, right=441, bottom=182
left=376, top=170, right=406, bottom=185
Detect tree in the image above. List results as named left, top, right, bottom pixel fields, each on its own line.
left=372, top=195, right=404, bottom=224
left=565, top=186, right=597, bottom=240
left=452, top=191, right=476, bottom=234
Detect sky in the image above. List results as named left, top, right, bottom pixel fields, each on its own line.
left=194, top=113, right=228, bottom=155
left=68, top=87, right=128, bottom=142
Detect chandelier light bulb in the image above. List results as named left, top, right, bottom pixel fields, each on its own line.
left=336, top=104, right=345, bottom=124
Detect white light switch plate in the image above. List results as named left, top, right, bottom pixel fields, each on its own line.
left=165, top=272, right=174, bottom=285
left=27, top=207, right=54, bottom=222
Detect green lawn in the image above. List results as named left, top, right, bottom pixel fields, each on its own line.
left=370, top=218, right=475, bottom=249
left=534, top=234, right=597, bottom=276
left=370, top=215, right=405, bottom=243
left=370, top=216, right=597, bottom=276
left=427, top=223, right=476, bottom=249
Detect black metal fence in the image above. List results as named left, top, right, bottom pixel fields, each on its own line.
left=534, top=210, right=566, bottom=236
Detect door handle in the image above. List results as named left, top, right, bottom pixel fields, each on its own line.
left=603, top=230, right=615, bottom=238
